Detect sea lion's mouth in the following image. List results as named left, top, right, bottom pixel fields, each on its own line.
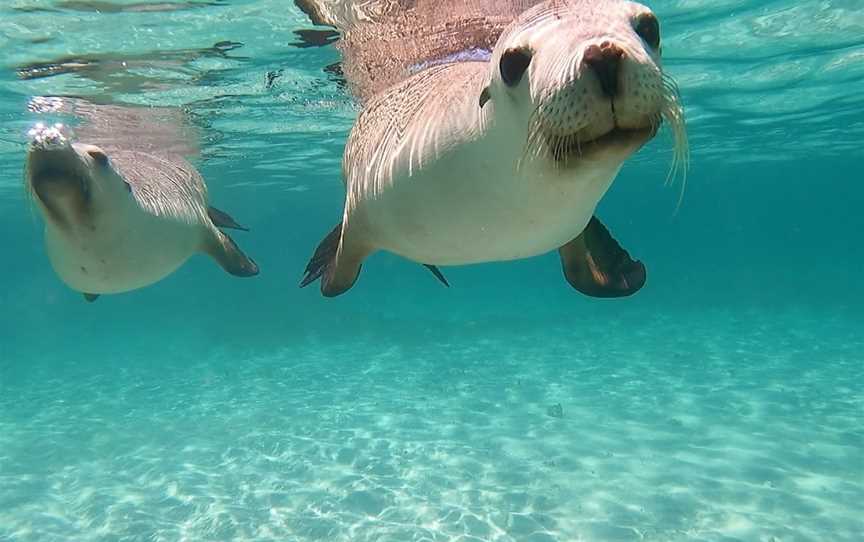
left=547, top=125, right=657, bottom=164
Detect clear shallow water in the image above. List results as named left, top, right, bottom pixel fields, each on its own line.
left=0, top=1, right=862, bottom=541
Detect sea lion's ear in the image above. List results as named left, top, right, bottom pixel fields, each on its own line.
left=87, top=149, right=109, bottom=166
left=559, top=216, right=646, bottom=297
left=479, top=87, right=491, bottom=108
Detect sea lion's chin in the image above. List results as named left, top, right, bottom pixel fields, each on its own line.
left=545, top=124, right=656, bottom=166
left=31, top=170, right=89, bottom=206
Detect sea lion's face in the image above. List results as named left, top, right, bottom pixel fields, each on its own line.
left=486, top=0, right=686, bottom=168
left=25, top=123, right=130, bottom=229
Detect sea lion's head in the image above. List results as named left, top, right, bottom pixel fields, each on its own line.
left=483, top=0, right=687, bottom=172
left=25, top=123, right=131, bottom=229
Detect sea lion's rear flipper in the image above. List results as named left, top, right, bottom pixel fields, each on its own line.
left=299, top=223, right=448, bottom=296
left=208, top=206, right=249, bottom=231
left=299, top=222, right=363, bottom=297
left=559, top=216, right=646, bottom=298
left=83, top=293, right=99, bottom=302
left=205, top=230, right=259, bottom=277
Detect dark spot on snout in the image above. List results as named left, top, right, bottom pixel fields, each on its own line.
left=583, top=42, right=624, bottom=98
left=80, top=266, right=88, bottom=274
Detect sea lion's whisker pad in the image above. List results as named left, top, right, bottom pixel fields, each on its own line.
left=298, top=0, right=687, bottom=297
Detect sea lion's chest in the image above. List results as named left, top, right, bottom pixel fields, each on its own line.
left=44, top=199, right=203, bottom=293
left=359, top=138, right=621, bottom=264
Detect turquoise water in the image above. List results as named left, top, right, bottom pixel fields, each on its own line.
left=1, top=1, right=862, bottom=541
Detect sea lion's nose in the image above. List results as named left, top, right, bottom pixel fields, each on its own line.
left=28, top=122, right=71, bottom=151
left=583, top=41, right=624, bottom=98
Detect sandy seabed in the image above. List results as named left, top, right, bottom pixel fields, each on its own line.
left=1, top=308, right=861, bottom=541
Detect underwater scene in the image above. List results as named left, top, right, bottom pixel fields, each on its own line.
left=0, top=0, right=862, bottom=540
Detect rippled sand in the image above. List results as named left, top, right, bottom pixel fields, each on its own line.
left=1, top=308, right=861, bottom=541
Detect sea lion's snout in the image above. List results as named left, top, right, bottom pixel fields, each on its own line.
left=25, top=123, right=93, bottom=222
left=535, top=35, right=662, bottom=139
left=26, top=122, right=78, bottom=182
left=502, top=3, right=686, bottom=166
left=582, top=41, right=624, bottom=99
left=28, top=122, right=71, bottom=152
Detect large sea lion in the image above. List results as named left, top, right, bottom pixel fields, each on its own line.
left=298, top=0, right=687, bottom=297
left=24, top=110, right=258, bottom=302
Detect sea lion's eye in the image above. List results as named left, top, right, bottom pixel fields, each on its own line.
left=88, top=149, right=109, bottom=166
left=500, top=47, right=532, bottom=87
left=633, top=13, right=660, bottom=50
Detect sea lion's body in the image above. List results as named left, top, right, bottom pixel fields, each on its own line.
left=26, top=123, right=258, bottom=301
left=299, top=0, right=687, bottom=297
left=43, top=187, right=202, bottom=295
left=342, top=62, right=630, bottom=266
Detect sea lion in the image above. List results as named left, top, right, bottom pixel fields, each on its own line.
left=24, top=121, right=258, bottom=302
left=299, top=0, right=687, bottom=298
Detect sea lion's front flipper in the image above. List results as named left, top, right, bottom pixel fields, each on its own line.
left=205, top=230, right=259, bottom=277
left=208, top=206, right=249, bottom=231
left=83, top=293, right=99, bottom=302
left=299, top=222, right=365, bottom=297
left=559, top=216, right=646, bottom=298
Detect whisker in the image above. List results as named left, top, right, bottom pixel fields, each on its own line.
left=520, top=70, right=688, bottom=193
left=658, top=74, right=690, bottom=213
left=520, top=105, right=548, bottom=171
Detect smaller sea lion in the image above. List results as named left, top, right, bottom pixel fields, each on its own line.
left=24, top=121, right=258, bottom=302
